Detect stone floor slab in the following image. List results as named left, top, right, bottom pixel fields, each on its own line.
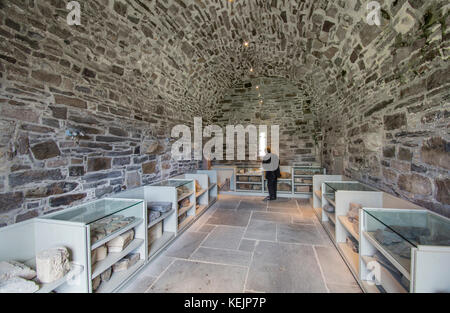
left=327, top=283, right=362, bottom=293
left=207, top=209, right=251, bottom=227
left=237, top=200, right=267, bottom=211
left=148, top=260, right=247, bottom=293
left=244, top=219, right=277, bottom=241
left=202, top=225, right=245, bottom=250
left=238, top=239, right=258, bottom=253
left=164, top=232, right=208, bottom=259
left=252, top=211, right=292, bottom=223
left=190, top=247, right=252, bottom=267
left=277, top=223, right=326, bottom=245
left=314, top=246, right=357, bottom=285
left=246, top=241, right=327, bottom=293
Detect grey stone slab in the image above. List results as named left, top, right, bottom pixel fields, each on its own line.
left=197, top=224, right=216, bottom=233
left=267, top=198, right=298, bottom=209
left=121, top=275, right=156, bottom=293
left=314, top=246, right=358, bottom=285
left=267, top=204, right=299, bottom=214
left=246, top=241, right=327, bottom=293
left=215, top=200, right=240, bottom=210
left=207, top=209, right=251, bottom=227
left=252, top=211, right=292, bottom=223
left=139, top=255, right=175, bottom=277
left=239, top=239, right=257, bottom=252
left=190, top=247, right=252, bottom=267
left=277, top=223, right=326, bottom=245
left=244, top=219, right=277, bottom=241
left=237, top=200, right=267, bottom=211
left=164, top=232, right=208, bottom=259
left=202, top=226, right=245, bottom=250
left=148, top=259, right=247, bottom=293
left=327, top=283, right=362, bottom=293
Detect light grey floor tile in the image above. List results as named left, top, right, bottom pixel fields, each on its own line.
left=277, top=223, right=326, bottom=245
left=314, top=245, right=357, bottom=285
left=252, top=211, right=292, bottom=223
left=267, top=198, right=298, bottom=208
left=239, top=239, right=257, bottom=253
left=267, top=205, right=299, bottom=214
left=215, top=200, right=240, bottom=210
left=237, top=200, right=267, bottom=211
left=139, top=255, right=175, bottom=277
left=121, top=275, right=156, bottom=293
left=327, top=283, right=362, bottom=293
left=148, top=260, right=247, bottom=293
left=246, top=241, right=327, bottom=293
left=164, top=232, right=208, bottom=259
left=244, top=219, right=277, bottom=241
left=197, top=224, right=216, bottom=233
left=207, top=209, right=251, bottom=227
left=190, top=247, right=252, bottom=267
left=202, top=225, right=245, bottom=250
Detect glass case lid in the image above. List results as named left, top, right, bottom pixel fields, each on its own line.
left=42, top=199, right=143, bottom=225
left=365, top=209, right=450, bottom=247
left=324, top=182, right=377, bottom=192
left=151, top=179, right=191, bottom=188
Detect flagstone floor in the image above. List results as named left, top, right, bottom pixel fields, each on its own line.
left=120, top=195, right=362, bottom=293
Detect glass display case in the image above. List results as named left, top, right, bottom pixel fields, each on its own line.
left=323, top=182, right=377, bottom=207
left=38, top=198, right=147, bottom=293
left=235, top=167, right=263, bottom=192
left=293, top=166, right=325, bottom=195
left=361, top=208, right=450, bottom=293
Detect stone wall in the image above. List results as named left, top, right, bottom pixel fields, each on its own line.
left=212, top=77, right=322, bottom=166
left=0, top=0, right=204, bottom=226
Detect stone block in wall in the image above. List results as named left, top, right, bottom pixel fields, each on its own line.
left=142, top=161, right=157, bottom=174
left=31, top=140, right=61, bottom=160
left=25, top=182, right=78, bottom=198
left=398, top=173, right=432, bottom=196
left=384, top=113, right=407, bottom=130
left=87, top=157, right=112, bottom=172
left=9, top=170, right=64, bottom=188
left=54, top=95, right=87, bottom=109
left=31, top=71, right=61, bottom=86
left=126, top=172, right=141, bottom=189
left=421, top=137, right=450, bottom=170
left=0, top=192, right=24, bottom=213
left=435, top=179, right=450, bottom=205
left=49, top=193, right=87, bottom=207
left=398, top=147, right=413, bottom=162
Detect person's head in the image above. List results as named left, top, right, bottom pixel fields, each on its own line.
left=266, top=146, right=271, bottom=154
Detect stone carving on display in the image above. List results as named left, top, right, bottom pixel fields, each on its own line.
left=0, top=261, right=39, bottom=293
left=95, top=245, right=108, bottom=262
left=100, top=267, right=112, bottom=282
left=90, top=215, right=136, bottom=244
left=106, top=229, right=135, bottom=253
left=92, top=276, right=101, bottom=292
left=36, top=247, right=70, bottom=284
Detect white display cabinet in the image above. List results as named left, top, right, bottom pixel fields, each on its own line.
left=197, top=169, right=218, bottom=206
left=234, top=166, right=264, bottom=193
left=113, top=186, right=177, bottom=261
left=360, top=206, right=450, bottom=293
left=292, top=165, right=325, bottom=196
left=0, top=219, right=85, bottom=293
left=312, top=175, right=347, bottom=219
left=166, top=179, right=196, bottom=232
left=320, top=181, right=380, bottom=283
left=36, top=198, right=147, bottom=293
left=173, top=173, right=210, bottom=217
left=263, top=166, right=293, bottom=195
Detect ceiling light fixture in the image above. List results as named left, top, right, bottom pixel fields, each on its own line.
left=243, top=41, right=249, bottom=47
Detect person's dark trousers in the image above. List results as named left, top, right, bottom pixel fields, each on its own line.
left=267, top=177, right=277, bottom=200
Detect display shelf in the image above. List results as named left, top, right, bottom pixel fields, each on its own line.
left=338, top=216, right=360, bottom=242
left=148, top=209, right=175, bottom=229
left=208, top=183, right=216, bottom=190
left=95, top=259, right=144, bottom=293
left=148, top=232, right=175, bottom=258
left=178, top=215, right=195, bottom=231
left=196, top=189, right=207, bottom=198
left=196, top=204, right=208, bottom=215
left=178, top=191, right=194, bottom=202
left=91, top=218, right=143, bottom=250
left=178, top=203, right=195, bottom=217
left=91, top=239, right=144, bottom=279
left=236, top=181, right=262, bottom=185
left=338, top=242, right=359, bottom=275
left=326, top=211, right=336, bottom=224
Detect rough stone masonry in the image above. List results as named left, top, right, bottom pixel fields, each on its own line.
left=0, top=0, right=449, bottom=226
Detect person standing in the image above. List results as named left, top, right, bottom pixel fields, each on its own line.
left=262, top=147, right=280, bottom=201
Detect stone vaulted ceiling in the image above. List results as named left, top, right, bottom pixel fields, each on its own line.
left=93, top=0, right=445, bottom=122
